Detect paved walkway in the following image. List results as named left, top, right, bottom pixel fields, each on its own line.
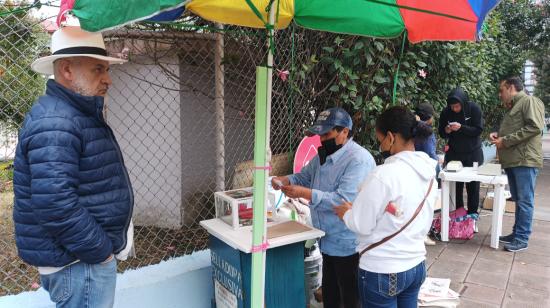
left=426, top=134, right=550, bottom=307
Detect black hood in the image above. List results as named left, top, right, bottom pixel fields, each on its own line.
left=438, top=86, right=484, bottom=154
left=447, top=87, right=469, bottom=107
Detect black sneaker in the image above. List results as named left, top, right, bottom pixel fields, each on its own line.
left=499, top=233, right=514, bottom=244
left=504, top=239, right=528, bottom=252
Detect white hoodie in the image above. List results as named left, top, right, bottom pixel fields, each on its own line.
left=343, top=151, right=437, bottom=274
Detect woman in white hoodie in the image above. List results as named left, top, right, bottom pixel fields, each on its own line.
left=335, top=106, right=437, bottom=308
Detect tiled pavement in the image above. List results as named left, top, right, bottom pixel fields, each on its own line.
left=426, top=135, right=550, bottom=307
left=310, top=136, right=550, bottom=308
left=426, top=214, right=550, bottom=307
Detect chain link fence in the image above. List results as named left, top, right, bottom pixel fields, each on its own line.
left=0, top=5, right=343, bottom=296
left=1, top=2, right=50, bottom=295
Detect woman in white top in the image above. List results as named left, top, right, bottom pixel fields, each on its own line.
left=335, top=106, right=437, bottom=308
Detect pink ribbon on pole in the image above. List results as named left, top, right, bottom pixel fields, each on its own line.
left=251, top=241, right=269, bottom=253
left=254, top=165, right=272, bottom=171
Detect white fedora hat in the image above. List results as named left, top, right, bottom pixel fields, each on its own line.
left=31, top=26, right=126, bottom=75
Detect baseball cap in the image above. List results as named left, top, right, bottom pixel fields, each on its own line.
left=415, top=102, right=435, bottom=121
left=306, top=107, right=352, bottom=136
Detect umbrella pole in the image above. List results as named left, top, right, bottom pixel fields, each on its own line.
left=251, top=1, right=277, bottom=307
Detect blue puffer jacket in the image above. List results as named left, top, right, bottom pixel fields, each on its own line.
left=13, top=80, right=134, bottom=267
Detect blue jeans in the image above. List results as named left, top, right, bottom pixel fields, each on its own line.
left=40, top=258, right=117, bottom=308
left=505, top=167, right=539, bottom=244
left=358, top=261, right=426, bottom=308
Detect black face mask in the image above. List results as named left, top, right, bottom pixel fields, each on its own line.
left=380, top=149, right=392, bottom=159
left=318, top=137, right=343, bottom=165
left=379, top=135, right=393, bottom=160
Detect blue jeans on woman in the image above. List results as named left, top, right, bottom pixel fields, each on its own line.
left=358, top=261, right=426, bottom=308
left=505, top=166, right=539, bottom=244
left=40, top=258, right=117, bottom=308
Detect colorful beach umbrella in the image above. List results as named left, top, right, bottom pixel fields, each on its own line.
left=60, top=0, right=499, bottom=43
left=56, top=1, right=502, bottom=307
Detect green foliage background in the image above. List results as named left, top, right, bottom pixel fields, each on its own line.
left=0, top=0, right=548, bottom=153
left=0, top=1, right=49, bottom=127
left=293, top=0, right=549, bottom=153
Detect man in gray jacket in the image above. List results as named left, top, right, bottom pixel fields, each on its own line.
left=491, top=76, right=545, bottom=252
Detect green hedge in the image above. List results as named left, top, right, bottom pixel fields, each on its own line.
left=0, top=160, right=13, bottom=192
left=294, top=0, right=546, bottom=154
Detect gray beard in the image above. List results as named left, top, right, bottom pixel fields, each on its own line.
left=72, top=75, right=96, bottom=96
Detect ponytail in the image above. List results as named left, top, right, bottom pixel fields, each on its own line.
left=413, top=120, right=433, bottom=140
left=376, top=106, right=432, bottom=142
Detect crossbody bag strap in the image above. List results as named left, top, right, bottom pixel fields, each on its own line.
left=359, top=178, right=435, bottom=257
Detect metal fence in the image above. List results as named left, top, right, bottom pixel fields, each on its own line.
left=0, top=5, right=341, bottom=295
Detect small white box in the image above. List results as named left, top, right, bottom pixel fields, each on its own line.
left=483, top=191, right=515, bottom=213
left=214, top=187, right=277, bottom=229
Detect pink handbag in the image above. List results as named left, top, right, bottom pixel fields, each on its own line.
left=431, top=207, right=476, bottom=240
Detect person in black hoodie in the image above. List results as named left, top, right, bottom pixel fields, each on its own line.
left=438, top=87, right=484, bottom=215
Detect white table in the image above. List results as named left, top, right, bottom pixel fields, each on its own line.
left=200, top=218, right=325, bottom=253
left=439, top=167, right=508, bottom=249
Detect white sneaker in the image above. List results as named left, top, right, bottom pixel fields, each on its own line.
left=424, top=236, right=436, bottom=246
left=474, top=220, right=479, bottom=233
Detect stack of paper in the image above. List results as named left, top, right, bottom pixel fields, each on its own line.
left=418, top=278, right=460, bottom=307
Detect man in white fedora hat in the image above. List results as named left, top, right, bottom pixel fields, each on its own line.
left=13, top=26, right=132, bottom=308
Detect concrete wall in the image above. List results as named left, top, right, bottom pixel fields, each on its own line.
left=105, top=47, right=256, bottom=228
left=0, top=251, right=213, bottom=308
left=177, top=51, right=255, bottom=226
left=482, top=144, right=497, bottom=162
left=107, top=56, right=183, bottom=228
left=0, top=125, right=16, bottom=161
